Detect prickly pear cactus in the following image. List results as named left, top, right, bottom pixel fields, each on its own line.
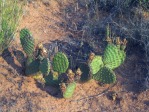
left=63, top=82, right=76, bottom=98
left=76, top=62, right=91, bottom=82
left=52, top=52, right=69, bottom=74
left=25, top=59, right=40, bottom=76
left=93, top=67, right=116, bottom=84
left=44, top=71, right=59, bottom=86
left=20, top=29, right=35, bottom=57
left=39, top=58, right=50, bottom=76
left=25, top=56, right=34, bottom=67
left=103, top=44, right=126, bottom=69
left=89, top=56, right=103, bottom=75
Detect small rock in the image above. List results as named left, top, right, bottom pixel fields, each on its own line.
left=33, top=2, right=39, bottom=9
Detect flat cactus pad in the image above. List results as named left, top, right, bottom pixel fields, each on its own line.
left=63, top=82, right=76, bottom=98
left=20, top=28, right=35, bottom=57
left=76, top=62, right=91, bottom=82
left=52, top=52, right=69, bottom=74
left=89, top=56, right=103, bottom=75
left=39, top=58, right=50, bottom=76
left=103, top=44, right=126, bottom=69
left=44, top=72, right=60, bottom=86
left=25, top=59, right=40, bottom=76
left=93, top=66, right=116, bottom=84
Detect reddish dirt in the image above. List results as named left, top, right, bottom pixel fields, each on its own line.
left=0, top=1, right=149, bottom=112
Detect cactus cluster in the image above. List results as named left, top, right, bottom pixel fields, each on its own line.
left=76, top=34, right=127, bottom=84
left=19, top=28, right=127, bottom=99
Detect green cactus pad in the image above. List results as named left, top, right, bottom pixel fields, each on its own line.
left=25, top=59, right=40, bottom=76
left=20, top=29, right=35, bottom=57
left=52, top=52, right=69, bottom=74
left=89, top=56, right=103, bottom=75
left=44, top=73, right=60, bottom=86
left=39, top=58, right=50, bottom=76
left=63, top=82, right=76, bottom=98
left=103, top=44, right=126, bottom=69
left=119, top=50, right=126, bottom=64
left=25, top=56, right=34, bottom=67
left=93, top=67, right=116, bottom=84
left=76, top=62, right=91, bottom=82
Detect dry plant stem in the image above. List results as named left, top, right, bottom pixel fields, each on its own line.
left=71, top=82, right=117, bottom=102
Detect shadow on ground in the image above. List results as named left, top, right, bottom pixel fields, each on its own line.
left=2, top=48, right=25, bottom=75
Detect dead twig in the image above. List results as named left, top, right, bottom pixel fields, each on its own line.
left=70, top=82, right=117, bottom=102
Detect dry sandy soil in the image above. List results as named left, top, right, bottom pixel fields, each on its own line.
left=0, top=0, right=149, bottom=112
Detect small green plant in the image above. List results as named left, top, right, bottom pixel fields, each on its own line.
left=0, top=0, right=22, bottom=54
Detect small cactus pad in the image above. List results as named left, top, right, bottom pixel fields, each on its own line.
left=89, top=56, right=103, bottom=75
left=93, top=67, right=116, bottom=84
left=20, top=29, right=35, bottom=57
left=39, top=58, right=50, bottom=76
left=25, top=56, right=34, bottom=67
left=44, top=72, right=59, bottom=86
left=63, top=82, right=76, bottom=98
left=31, top=73, right=44, bottom=81
left=76, top=62, right=91, bottom=82
left=52, top=52, right=69, bottom=74
left=103, top=44, right=126, bottom=69
left=25, top=59, right=40, bottom=76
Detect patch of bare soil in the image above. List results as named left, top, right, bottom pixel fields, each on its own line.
left=0, top=0, right=149, bottom=112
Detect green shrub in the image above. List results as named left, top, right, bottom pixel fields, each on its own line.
left=0, top=0, right=22, bottom=54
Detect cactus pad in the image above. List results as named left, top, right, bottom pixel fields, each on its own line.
left=63, top=82, right=76, bottom=98
left=44, top=72, right=60, bottom=86
left=52, top=52, right=69, bottom=74
left=89, top=56, right=103, bottom=75
left=39, top=58, right=50, bottom=76
left=93, top=67, right=116, bottom=84
left=25, top=59, right=40, bottom=76
left=103, top=44, right=126, bottom=69
left=76, top=62, right=91, bottom=82
left=20, top=29, right=35, bottom=57
left=25, top=56, right=34, bottom=67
